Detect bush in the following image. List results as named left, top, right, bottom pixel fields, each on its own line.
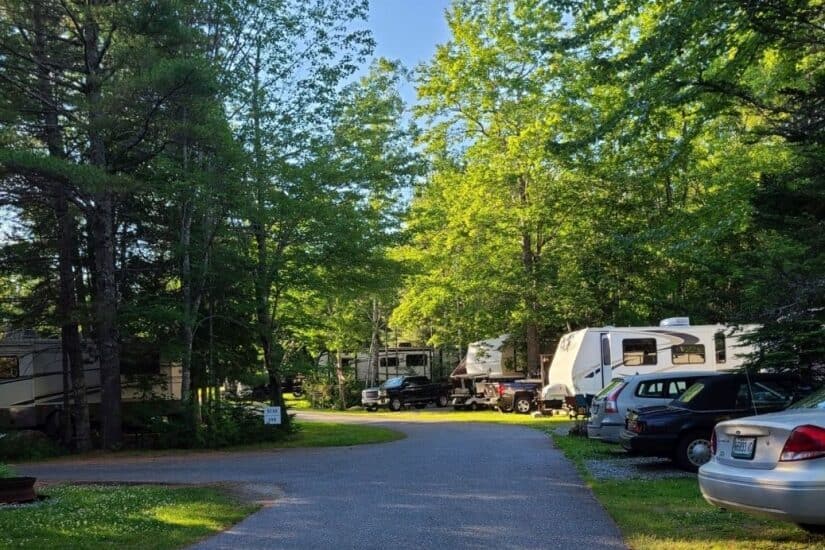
left=131, top=399, right=296, bottom=450
left=303, top=372, right=365, bottom=409
left=0, top=463, right=15, bottom=478
left=0, top=430, right=65, bottom=460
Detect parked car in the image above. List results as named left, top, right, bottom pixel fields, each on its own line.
left=497, top=379, right=543, bottom=414
left=620, top=373, right=806, bottom=471
left=699, top=384, right=825, bottom=533
left=588, top=372, right=717, bottom=443
left=377, top=376, right=451, bottom=411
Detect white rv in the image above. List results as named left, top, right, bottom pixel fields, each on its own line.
left=325, top=346, right=435, bottom=384
left=545, top=318, right=757, bottom=397
left=463, top=334, right=520, bottom=376
left=0, top=333, right=181, bottom=430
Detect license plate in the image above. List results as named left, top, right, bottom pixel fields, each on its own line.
left=731, top=436, right=756, bottom=459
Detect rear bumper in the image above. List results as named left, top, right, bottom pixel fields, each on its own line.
left=587, top=422, right=623, bottom=443
left=699, top=460, right=825, bottom=525
left=620, top=430, right=678, bottom=456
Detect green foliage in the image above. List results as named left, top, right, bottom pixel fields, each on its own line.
left=0, top=431, right=64, bottom=461
left=0, top=463, right=14, bottom=478
left=134, top=400, right=295, bottom=450
left=303, top=372, right=364, bottom=409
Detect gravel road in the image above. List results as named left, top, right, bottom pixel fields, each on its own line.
left=18, top=419, right=625, bottom=550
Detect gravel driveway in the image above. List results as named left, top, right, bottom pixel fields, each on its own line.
left=18, top=420, right=625, bottom=550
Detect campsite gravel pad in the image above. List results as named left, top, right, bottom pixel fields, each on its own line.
left=585, top=456, right=695, bottom=480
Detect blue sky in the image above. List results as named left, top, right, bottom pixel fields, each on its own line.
left=367, top=0, right=453, bottom=105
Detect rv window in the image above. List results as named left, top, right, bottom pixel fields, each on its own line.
left=380, top=357, right=399, bottom=367
left=714, top=332, right=726, bottom=364
left=622, top=339, right=657, bottom=366
left=405, top=354, right=428, bottom=367
left=672, top=344, right=706, bottom=365
left=0, top=356, right=19, bottom=379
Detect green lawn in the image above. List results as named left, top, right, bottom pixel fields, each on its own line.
left=551, top=433, right=824, bottom=550
left=0, top=485, right=256, bottom=550
left=270, top=421, right=405, bottom=448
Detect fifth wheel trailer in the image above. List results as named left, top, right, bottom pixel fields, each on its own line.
left=545, top=318, right=758, bottom=398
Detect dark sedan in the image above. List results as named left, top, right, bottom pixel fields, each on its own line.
left=620, top=373, right=807, bottom=471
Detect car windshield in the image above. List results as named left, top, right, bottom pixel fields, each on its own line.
left=673, top=382, right=704, bottom=406
left=595, top=378, right=624, bottom=399
left=380, top=377, right=404, bottom=389
left=788, top=385, right=825, bottom=409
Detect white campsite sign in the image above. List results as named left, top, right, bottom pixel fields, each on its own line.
left=263, top=406, right=282, bottom=425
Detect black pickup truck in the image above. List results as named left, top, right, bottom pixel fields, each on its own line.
left=377, top=376, right=451, bottom=411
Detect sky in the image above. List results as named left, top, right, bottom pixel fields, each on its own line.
left=366, top=0, right=453, bottom=106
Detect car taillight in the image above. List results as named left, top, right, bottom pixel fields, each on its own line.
left=710, top=429, right=717, bottom=456
left=497, top=384, right=505, bottom=397
left=604, top=382, right=626, bottom=413
left=780, top=425, right=825, bottom=462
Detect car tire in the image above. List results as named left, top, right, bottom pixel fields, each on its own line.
left=366, top=405, right=378, bottom=412
left=798, top=523, right=825, bottom=535
left=436, top=395, right=449, bottom=408
left=469, top=402, right=479, bottom=411
left=515, top=396, right=532, bottom=414
left=675, top=431, right=712, bottom=472
left=389, top=397, right=403, bottom=412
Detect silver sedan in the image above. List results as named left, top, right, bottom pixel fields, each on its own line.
left=699, top=386, right=825, bottom=534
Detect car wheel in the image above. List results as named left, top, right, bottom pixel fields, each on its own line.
left=498, top=403, right=513, bottom=413
left=366, top=405, right=378, bottom=412
left=798, top=523, right=825, bottom=535
left=436, top=395, right=448, bottom=408
left=675, top=431, right=712, bottom=472
left=389, top=397, right=403, bottom=412
left=515, top=397, right=532, bottom=414
left=469, top=402, right=479, bottom=411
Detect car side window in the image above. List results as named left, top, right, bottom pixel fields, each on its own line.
left=636, top=381, right=664, bottom=398
left=665, top=380, right=688, bottom=398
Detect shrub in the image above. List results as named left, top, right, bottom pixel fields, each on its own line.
left=0, top=463, right=15, bottom=478
left=0, top=430, right=65, bottom=460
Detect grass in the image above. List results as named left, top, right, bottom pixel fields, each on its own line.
left=261, top=421, right=405, bottom=449
left=550, top=433, right=825, bottom=550
left=0, top=484, right=256, bottom=550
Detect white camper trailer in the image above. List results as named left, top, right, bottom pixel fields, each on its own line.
left=545, top=318, right=757, bottom=398
left=0, top=333, right=182, bottom=430
left=325, top=346, right=435, bottom=384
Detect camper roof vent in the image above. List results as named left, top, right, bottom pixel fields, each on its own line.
left=660, top=317, right=690, bottom=327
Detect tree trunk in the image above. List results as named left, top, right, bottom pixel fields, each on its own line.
left=32, top=4, right=91, bottom=451
left=83, top=13, right=122, bottom=449
left=251, top=40, right=288, bottom=427
left=367, top=298, right=381, bottom=387
left=335, top=349, right=347, bottom=410
left=180, top=201, right=194, bottom=401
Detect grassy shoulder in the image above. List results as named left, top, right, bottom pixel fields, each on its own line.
left=0, top=484, right=256, bottom=550
left=551, top=433, right=821, bottom=550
